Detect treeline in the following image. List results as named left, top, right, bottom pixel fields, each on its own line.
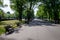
left=0, top=9, right=17, bottom=21
left=0, top=0, right=60, bottom=24
left=10, top=0, right=35, bottom=24
left=36, top=0, right=60, bottom=24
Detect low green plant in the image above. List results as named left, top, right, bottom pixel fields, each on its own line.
left=0, top=27, right=5, bottom=35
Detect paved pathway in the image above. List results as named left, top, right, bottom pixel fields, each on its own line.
left=0, top=19, right=60, bottom=40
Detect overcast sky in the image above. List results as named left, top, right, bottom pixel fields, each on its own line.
left=1, top=0, right=39, bottom=15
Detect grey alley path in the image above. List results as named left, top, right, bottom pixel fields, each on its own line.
left=0, top=19, right=60, bottom=40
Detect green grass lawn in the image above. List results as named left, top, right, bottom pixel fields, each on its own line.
left=0, top=20, right=25, bottom=35
left=0, top=27, right=5, bottom=35
left=0, top=20, right=19, bottom=28
left=0, top=20, right=19, bottom=35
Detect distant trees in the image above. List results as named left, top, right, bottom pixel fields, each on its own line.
left=6, top=12, right=9, bottom=19
left=0, top=9, right=4, bottom=21
left=36, top=4, right=45, bottom=19
left=4, top=12, right=16, bottom=19
left=9, top=0, right=60, bottom=24
left=37, top=0, right=60, bottom=24
left=13, top=11, right=19, bottom=19
left=0, top=0, right=4, bottom=22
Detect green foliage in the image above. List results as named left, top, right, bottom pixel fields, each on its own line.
left=0, top=27, right=5, bottom=35
left=10, top=0, right=37, bottom=21
left=0, top=9, right=4, bottom=19
left=4, top=13, right=15, bottom=19
left=0, top=0, right=3, bottom=6
left=37, top=0, right=60, bottom=23
left=22, top=10, right=27, bottom=19
left=24, top=9, right=34, bottom=18
left=36, top=4, right=45, bottom=19
left=10, top=0, right=27, bottom=20
left=10, top=0, right=26, bottom=11
left=14, top=11, right=19, bottom=19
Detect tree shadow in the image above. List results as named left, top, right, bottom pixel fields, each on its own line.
left=25, top=19, right=56, bottom=27
left=27, top=38, right=33, bottom=40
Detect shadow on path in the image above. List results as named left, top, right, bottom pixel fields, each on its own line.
left=25, top=19, right=56, bottom=27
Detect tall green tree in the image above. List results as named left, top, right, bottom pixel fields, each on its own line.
left=51, top=0, right=60, bottom=24
left=25, top=0, right=38, bottom=24
left=10, top=0, right=26, bottom=21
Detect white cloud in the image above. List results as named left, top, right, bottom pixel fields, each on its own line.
left=1, top=6, right=14, bottom=13
left=4, top=0, right=10, bottom=5
left=2, top=0, right=14, bottom=13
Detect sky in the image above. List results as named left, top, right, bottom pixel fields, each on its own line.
left=0, top=0, right=40, bottom=15
left=1, top=0, right=14, bottom=13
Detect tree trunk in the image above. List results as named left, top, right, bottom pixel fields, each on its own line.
left=54, top=10, right=59, bottom=24
left=18, top=6, right=23, bottom=21
left=19, top=11, right=22, bottom=21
